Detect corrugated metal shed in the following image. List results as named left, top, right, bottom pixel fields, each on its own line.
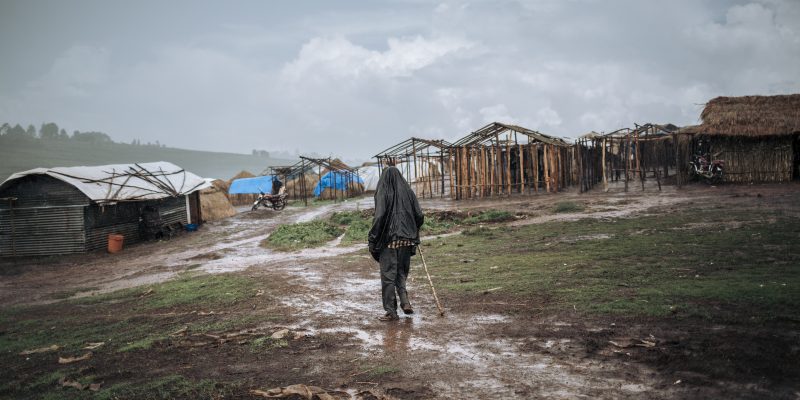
left=0, top=162, right=203, bottom=257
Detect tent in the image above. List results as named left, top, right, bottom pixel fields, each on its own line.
left=359, top=165, right=381, bottom=191
left=313, top=171, right=364, bottom=197
left=229, top=175, right=275, bottom=195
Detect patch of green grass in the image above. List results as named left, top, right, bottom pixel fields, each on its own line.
left=421, top=217, right=458, bottom=235
left=463, top=210, right=514, bottom=224
left=360, top=364, right=399, bottom=379
left=249, top=336, right=288, bottom=352
left=262, top=220, right=344, bottom=251
left=77, top=273, right=255, bottom=311
left=0, top=273, right=259, bottom=355
left=423, top=207, right=800, bottom=322
left=92, top=374, right=231, bottom=400
left=553, top=201, right=585, bottom=213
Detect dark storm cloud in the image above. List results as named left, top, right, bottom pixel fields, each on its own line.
left=1, top=0, right=798, bottom=160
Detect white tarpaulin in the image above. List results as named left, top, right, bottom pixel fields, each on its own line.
left=1, top=161, right=211, bottom=204
left=358, top=165, right=381, bottom=191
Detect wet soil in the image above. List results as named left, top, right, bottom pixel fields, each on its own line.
left=2, top=183, right=799, bottom=399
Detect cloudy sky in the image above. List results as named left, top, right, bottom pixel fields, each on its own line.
left=1, top=0, right=798, bottom=160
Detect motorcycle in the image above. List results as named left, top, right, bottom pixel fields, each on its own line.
left=251, top=187, right=287, bottom=211
left=688, top=152, right=724, bottom=184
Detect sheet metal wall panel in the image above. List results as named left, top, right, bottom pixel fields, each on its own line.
left=0, top=175, right=90, bottom=208
left=0, top=206, right=86, bottom=256
left=83, top=196, right=188, bottom=251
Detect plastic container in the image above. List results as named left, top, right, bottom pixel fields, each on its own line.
left=185, top=223, right=198, bottom=232
left=108, top=234, right=124, bottom=253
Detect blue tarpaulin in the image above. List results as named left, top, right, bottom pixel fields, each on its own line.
left=313, top=171, right=364, bottom=197
left=229, top=175, right=274, bottom=194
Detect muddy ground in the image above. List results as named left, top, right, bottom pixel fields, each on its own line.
left=1, top=183, right=799, bottom=399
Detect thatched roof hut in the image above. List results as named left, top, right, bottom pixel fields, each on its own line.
left=680, top=94, right=800, bottom=183
left=685, top=94, right=800, bottom=137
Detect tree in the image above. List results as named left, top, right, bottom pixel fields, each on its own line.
left=9, top=124, right=26, bottom=137
left=73, top=131, right=112, bottom=143
left=0, top=123, right=9, bottom=136
left=40, top=122, right=59, bottom=140
left=59, top=129, right=68, bottom=139
left=25, top=124, right=36, bottom=138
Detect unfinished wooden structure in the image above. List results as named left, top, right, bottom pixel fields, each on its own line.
left=298, top=157, right=363, bottom=202
left=678, top=94, right=800, bottom=183
left=575, top=124, right=679, bottom=192
left=266, top=161, right=317, bottom=205
left=447, top=123, right=571, bottom=199
left=374, top=138, right=451, bottom=199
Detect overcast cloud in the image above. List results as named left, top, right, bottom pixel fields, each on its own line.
left=1, top=0, right=798, bottom=160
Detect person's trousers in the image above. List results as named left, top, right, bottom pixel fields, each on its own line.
left=379, top=246, right=412, bottom=316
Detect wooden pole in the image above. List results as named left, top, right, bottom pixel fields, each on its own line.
left=636, top=130, right=644, bottom=191
left=674, top=134, right=682, bottom=188
left=505, top=139, right=512, bottom=196
left=602, top=138, right=608, bottom=192
left=418, top=246, right=445, bottom=317
left=556, top=146, right=562, bottom=192
left=489, top=144, right=494, bottom=197
left=448, top=150, right=455, bottom=199
left=543, top=144, right=551, bottom=193
left=532, top=144, right=539, bottom=193
left=624, top=134, right=630, bottom=192
left=518, top=144, right=525, bottom=193
left=412, top=141, right=419, bottom=196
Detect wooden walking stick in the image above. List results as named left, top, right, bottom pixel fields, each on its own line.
left=417, top=246, right=445, bottom=316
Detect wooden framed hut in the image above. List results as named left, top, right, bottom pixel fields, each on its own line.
left=679, top=94, right=800, bottom=183
left=576, top=123, right=678, bottom=193
left=447, top=122, right=572, bottom=199
left=0, top=162, right=210, bottom=257
left=374, top=138, right=451, bottom=199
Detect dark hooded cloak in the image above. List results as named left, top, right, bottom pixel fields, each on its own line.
left=368, top=166, right=424, bottom=261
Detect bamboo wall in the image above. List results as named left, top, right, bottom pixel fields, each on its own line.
left=704, top=136, right=795, bottom=183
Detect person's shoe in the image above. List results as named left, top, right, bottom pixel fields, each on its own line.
left=398, top=293, right=414, bottom=314
left=378, top=313, right=399, bottom=321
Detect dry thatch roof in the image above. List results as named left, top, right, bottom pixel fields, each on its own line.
left=686, top=94, right=800, bottom=136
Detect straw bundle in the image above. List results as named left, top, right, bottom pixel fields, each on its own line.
left=317, top=182, right=364, bottom=200
left=200, top=190, right=237, bottom=221
left=285, top=174, right=319, bottom=198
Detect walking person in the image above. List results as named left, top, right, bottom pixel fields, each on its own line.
left=368, top=164, right=424, bottom=321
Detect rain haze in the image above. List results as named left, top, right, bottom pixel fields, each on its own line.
left=1, top=0, right=799, bottom=160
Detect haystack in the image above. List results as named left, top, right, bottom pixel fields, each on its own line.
left=317, top=181, right=364, bottom=200
left=285, top=174, right=319, bottom=198
left=200, top=181, right=236, bottom=221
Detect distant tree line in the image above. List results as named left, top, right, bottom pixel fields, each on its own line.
left=0, top=121, right=165, bottom=147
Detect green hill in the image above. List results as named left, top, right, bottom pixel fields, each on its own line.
left=0, top=139, right=294, bottom=182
